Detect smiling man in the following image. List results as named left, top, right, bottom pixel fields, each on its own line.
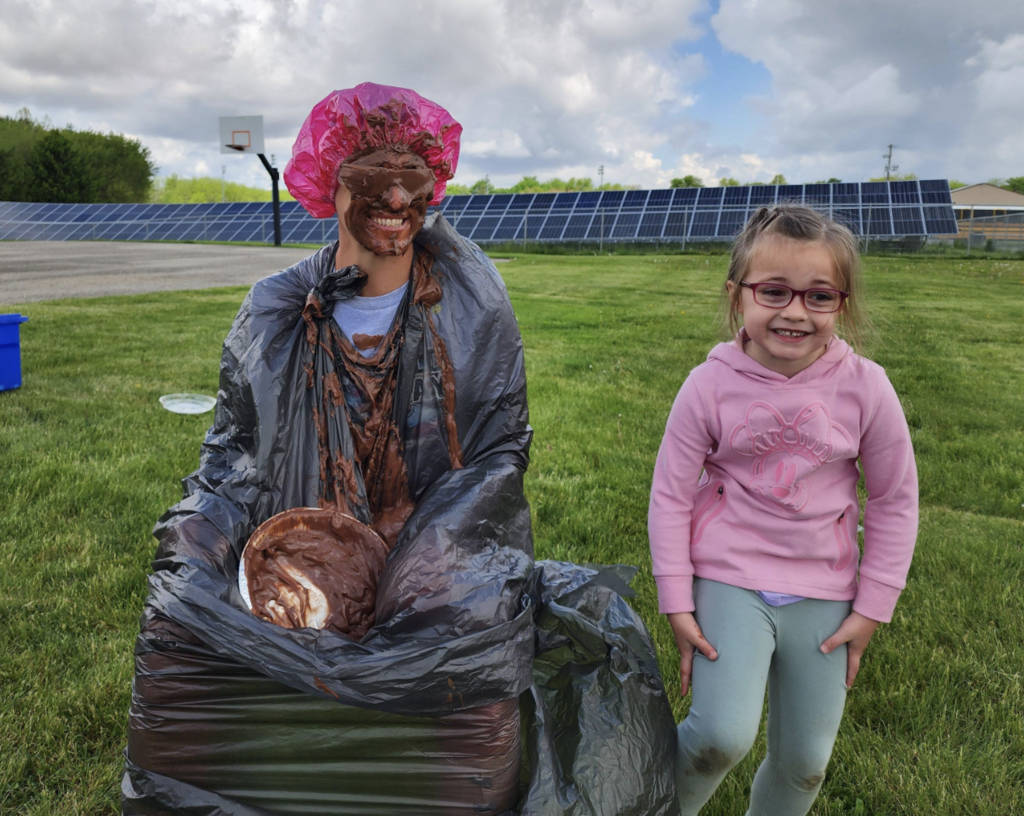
left=124, top=84, right=538, bottom=815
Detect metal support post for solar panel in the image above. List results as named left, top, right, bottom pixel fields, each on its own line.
left=257, top=153, right=282, bottom=246
left=681, top=207, right=688, bottom=252
left=523, top=211, right=527, bottom=248
left=967, top=206, right=974, bottom=258
left=600, top=210, right=604, bottom=253
left=915, top=179, right=926, bottom=236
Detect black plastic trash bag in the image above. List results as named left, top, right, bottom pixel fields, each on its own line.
left=522, top=562, right=679, bottom=816
left=125, top=605, right=522, bottom=815
left=124, top=562, right=678, bottom=816
left=123, top=215, right=678, bottom=815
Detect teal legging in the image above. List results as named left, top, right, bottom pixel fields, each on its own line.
left=676, top=579, right=851, bottom=816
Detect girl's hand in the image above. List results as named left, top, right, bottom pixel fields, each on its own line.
left=667, top=611, right=718, bottom=697
left=820, top=611, right=880, bottom=688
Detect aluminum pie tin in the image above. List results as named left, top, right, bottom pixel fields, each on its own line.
left=159, top=393, right=217, bottom=414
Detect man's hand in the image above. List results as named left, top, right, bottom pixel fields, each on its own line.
left=668, top=611, right=718, bottom=697
left=820, top=610, right=879, bottom=688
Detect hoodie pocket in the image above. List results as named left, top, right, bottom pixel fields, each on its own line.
left=833, top=505, right=857, bottom=572
left=691, top=481, right=726, bottom=545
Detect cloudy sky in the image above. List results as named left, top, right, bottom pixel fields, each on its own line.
left=2, top=0, right=1022, bottom=191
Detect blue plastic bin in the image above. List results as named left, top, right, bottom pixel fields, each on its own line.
left=0, top=314, right=29, bottom=392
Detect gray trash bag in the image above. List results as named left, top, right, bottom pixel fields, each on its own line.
left=122, top=215, right=678, bottom=815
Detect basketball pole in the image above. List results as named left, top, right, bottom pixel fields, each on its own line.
left=258, top=153, right=282, bottom=247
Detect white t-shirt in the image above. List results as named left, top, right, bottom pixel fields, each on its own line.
left=238, top=283, right=411, bottom=604
left=332, top=283, right=409, bottom=358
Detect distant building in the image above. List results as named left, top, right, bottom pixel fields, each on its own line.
left=951, top=183, right=1024, bottom=219
left=951, top=183, right=1024, bottom=243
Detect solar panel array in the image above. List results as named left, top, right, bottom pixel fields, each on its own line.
left=0, top=180, right=957, bottom=245
left=438, top=180, right=958, bottom=242
left=0, top=200, right=333, bottom=244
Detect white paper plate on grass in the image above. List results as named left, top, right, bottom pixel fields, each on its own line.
left=159, top=393, right=216, bottom=414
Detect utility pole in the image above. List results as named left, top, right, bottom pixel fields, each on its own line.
left=598, top=165, right=604, bottom=189
left=883, top=145, right=899, bottom=182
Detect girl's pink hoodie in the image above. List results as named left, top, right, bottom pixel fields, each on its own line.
left=648, top=333, right=918, bottom=623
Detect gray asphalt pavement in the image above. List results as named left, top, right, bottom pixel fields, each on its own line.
left=0, top=242, right=316, bottom=306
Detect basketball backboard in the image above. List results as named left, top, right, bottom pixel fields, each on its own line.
left=219, top=115, right=266, bottom=154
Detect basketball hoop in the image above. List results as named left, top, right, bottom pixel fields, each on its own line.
left=218, top=115, right=281, bottom=246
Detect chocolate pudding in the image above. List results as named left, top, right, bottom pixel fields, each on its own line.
left=243, top=508, right=389, bottom=640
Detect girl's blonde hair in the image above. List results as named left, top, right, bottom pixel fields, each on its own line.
left=723, top=205, right=870, bottom=351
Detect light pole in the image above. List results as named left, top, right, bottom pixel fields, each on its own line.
left=598, top=165, right=604, bottom=189
left=221, top=165, right=226, bottom=203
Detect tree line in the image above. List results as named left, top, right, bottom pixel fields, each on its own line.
left=0, top=109, right=155, bottom=203
left=677, top=174, right=856, bottom=188
left=151, top=174, right=294, bottom=204
left=447, top=175, right=635, bottom=196
left=663, top=174, right=1021, bottom=191
left=449, top=172, right=941, bottom=195
left=451, top=172, right=1005, bottom=194
left=987, top=177, right=1024, bottom=194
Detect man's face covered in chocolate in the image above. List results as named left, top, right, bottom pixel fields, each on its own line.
left=337, top=148, right=436, bottom=256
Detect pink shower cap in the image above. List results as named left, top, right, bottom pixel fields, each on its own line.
left=284, top=82, right=462, bottom=219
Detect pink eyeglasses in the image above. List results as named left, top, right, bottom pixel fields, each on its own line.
left=740, top=281, right=849, bottom=314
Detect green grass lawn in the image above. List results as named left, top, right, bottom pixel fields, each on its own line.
left=1, top=253, right=1022, bottom=815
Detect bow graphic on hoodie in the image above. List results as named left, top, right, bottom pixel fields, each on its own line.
left=728, top=401, right=855, bottom=512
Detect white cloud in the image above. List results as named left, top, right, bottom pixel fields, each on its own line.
left=711, top=0, right=1024, bottom=182
left=660, top=151, right=777, bottom=187
left=4, top=0, right=1023, bottom=191
left=461, top=130, right=533, bottom=159
left=972, top=34, right=1024, bottom=111
left=0, top=0, right=707, bottom=189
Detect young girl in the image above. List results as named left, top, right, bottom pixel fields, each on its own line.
left=648, top=205, right=918, bottom=815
